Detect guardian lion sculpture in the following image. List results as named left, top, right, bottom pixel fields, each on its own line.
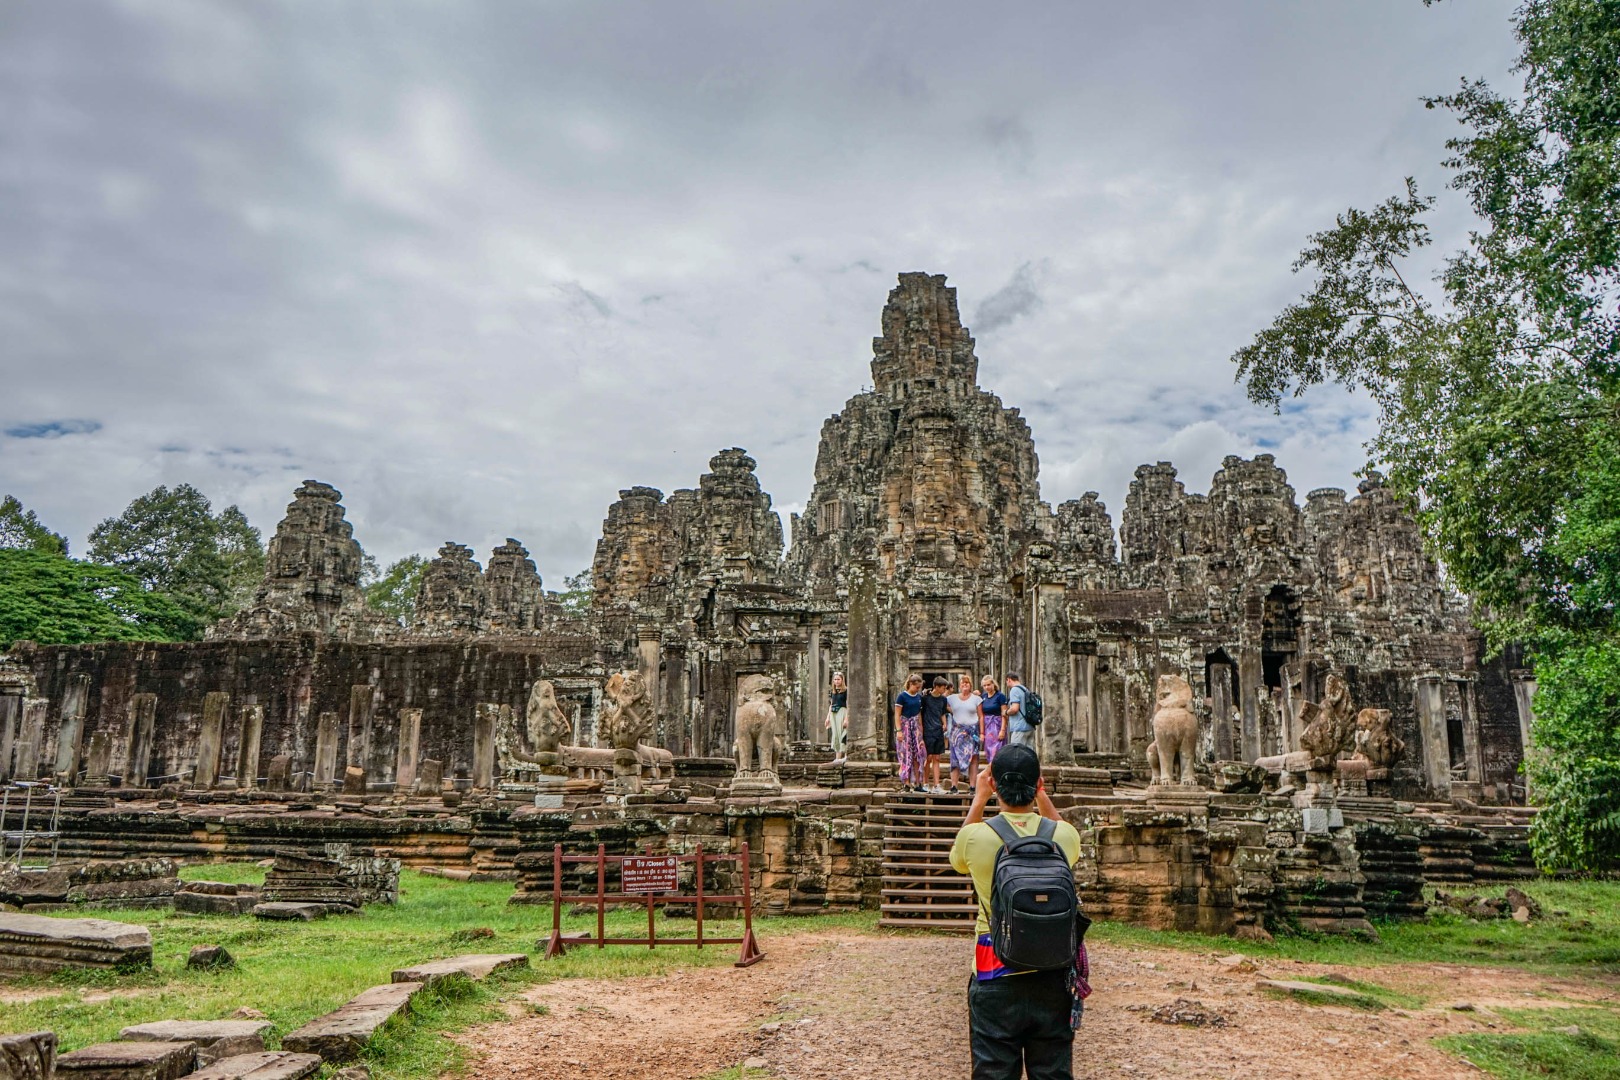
left=733, top=673, right=787, bottom=777
left=1148, top=673, right=1200, bottom=787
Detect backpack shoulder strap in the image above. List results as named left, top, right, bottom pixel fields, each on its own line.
left=1035, top=817, right=1057, bottom=842
left=986, top=815, right=1020, bottom=847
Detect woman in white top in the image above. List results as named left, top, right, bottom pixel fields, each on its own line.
left=945, top=673, right=985, bottom=793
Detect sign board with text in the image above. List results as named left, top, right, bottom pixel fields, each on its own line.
left=621, top=855, right=680, bottom=894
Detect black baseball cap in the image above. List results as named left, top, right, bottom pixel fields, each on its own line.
left=991, top=744, right=1040, bottom=789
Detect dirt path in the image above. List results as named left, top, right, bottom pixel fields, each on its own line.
left=458, top=931, right=1619, bottom=1079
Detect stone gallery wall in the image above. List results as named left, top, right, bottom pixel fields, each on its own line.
left=5, top=635, right=600, bottom=790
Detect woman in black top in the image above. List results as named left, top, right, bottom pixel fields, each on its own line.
left=825, top=671, right=848, bottom=764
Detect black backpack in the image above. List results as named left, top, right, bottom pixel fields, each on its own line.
left=1022, top=689, right=1044, bottom=727
left=983, top=816, right=1078, bottom=971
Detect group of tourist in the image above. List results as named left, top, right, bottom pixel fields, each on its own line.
left=823, top=670, right=1030, bottom=793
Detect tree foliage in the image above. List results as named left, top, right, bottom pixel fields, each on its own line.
left=0, top=495, right=69, bottom=555
left=553, top=569, right=593, bottom=615
left=363, top=554, right=428, bottom=624
left=1233, top=0, right=1620, bottom=869
left=0, top=548, right=205, bottom=648
left=87, top=484, right=264, bottom=623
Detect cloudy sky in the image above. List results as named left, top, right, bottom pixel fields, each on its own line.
left=2, top=1, right=1521, bottom=581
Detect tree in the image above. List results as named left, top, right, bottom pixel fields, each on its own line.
left=363, top=554, right=428, bottom=625
left=0, top=495, right=68, bottom=555
left=87, top=484, right=264, bottom=622
left=553, top=568, right=593, bottom=615
left=1232, top=0, right=1620, bottom=869
left=0, top=548, right=205, bottom=648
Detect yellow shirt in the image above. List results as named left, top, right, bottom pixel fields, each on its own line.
left=949, top=811, right=1082, bottom=935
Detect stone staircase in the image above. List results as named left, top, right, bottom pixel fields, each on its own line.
left=878, top=790, right=980, bottom=933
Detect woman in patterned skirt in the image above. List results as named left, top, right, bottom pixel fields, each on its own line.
left=892, top=674, right=927, bottom=791
left=946, top=673, right=985, bottom=793
left=979, top=674, right=1008, bottom=763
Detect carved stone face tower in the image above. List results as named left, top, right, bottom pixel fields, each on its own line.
left=790, top=272, right=1048, bottom=758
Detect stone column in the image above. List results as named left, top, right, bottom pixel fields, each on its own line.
left=0, top=690, right=21, bottom=781
left=1074, top=653, right=1097, bottom=755
left=1511, top=670, right=1537, bottom=753
left=1278, top=661, right=1301, bottom=754
left=1237, top=649, right=1264, bottom=762
left=14, top=698, right=47, bottom=781
left=124, top=693, right=157, bottom=787
left=1209, top=662, right=1236, bottom=762
left=83, top=731, right=111, bottom=784
left=346, top=684, right=375, bottom=771
left=806, top=622, right=824, bottom=745
left=236, top=705, right=264, bottom=791
left=844, top=565, right=879, bottom=761
left=395, top=707, right=423, bottom=793
left=1035, top=582, right=1074, bottom=765
left=1415, top=673, right=1449, bottom=795
left=195, top=691, right=229, bottom=789
left=637, top=630, right=662, bottom=746
left=660, top=643, right=688, bottom=753
left=1454, top=677, right=1483, bottom=783
left=313, top=711, right=340, bottom=788
left=53, top=673, right=91, bottom=782
left=472, top=704, right=498, bottom=790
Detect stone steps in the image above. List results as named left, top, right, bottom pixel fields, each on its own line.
left=877, top=793, right=977, bottom=933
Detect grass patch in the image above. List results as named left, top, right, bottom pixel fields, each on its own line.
left=1438, top=1008, right=1620, bottom=1079
left=1087, top=879, right=1620, bottom=978
left=0, top=867, right=862, bottom=1080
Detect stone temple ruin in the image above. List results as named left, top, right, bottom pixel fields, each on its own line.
left=0, top=272, right=1537, bottom=939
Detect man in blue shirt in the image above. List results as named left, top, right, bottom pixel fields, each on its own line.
left=1004, top=674, right=1034, bottom=750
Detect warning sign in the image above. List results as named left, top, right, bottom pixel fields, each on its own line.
left=621, top=855, right=680, bottom=894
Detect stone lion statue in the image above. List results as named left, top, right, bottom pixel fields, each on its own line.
left=600, top=671, right=654, bottom=751
left=733, top=673, right=787, bottom=777
left=1148, top=673, right=1199, bottom=787
left=1298, top=673, right=1356, bottom=766
left=1352, top=707, right=1403, bottom=769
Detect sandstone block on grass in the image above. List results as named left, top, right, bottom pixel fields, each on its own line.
left=251, top=902, right=325, bottom=921
left=187, top=1051, right=322, bottom=1079
left=0, top=1030, right=57, bottom=1079
left=281, top=982, right=422, bottom=1063
left=0, top=912, right=152, bottom=974
left=55, top=1039, right=195, bottom=1079
left=119, top=1019, right=270, bottom=1065
left=390, top=953, right=528, bottom=986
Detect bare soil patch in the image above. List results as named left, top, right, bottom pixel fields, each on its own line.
left=457, top=930, right=1619, bottom=1079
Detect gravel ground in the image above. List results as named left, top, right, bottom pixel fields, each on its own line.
left=457, top=930, right=1619, bottom=1079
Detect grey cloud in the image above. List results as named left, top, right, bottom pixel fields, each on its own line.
left=0, top=1, right=1523, bottom=576
left=974, top=261, right=1046, bottom=334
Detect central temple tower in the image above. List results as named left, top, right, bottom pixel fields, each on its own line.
left=788, top=273, right=1051, bottom=758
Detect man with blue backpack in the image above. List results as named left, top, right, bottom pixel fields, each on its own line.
left=950, top=744, right=1086, bottom=1079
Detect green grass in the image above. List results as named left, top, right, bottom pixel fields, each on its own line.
left=1087, top=879, right=1620, bottom=978
left=0, top=867, right=855, bottom=1079
left=1438, top=1008, right=1620, bottom=1079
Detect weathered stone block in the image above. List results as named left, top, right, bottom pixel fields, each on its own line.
left=281, top=982, right=421, bottom=1062
left=0, top=1031, right=56, bottom=1080
left=119, top=1019, right=271, bottom=1065
left=187, top=1051, right=322, bottom=1079
left=390, top=953, right=527, bottom=986
left=0, top=912, right=153, bottom=974
left=56, top=1040, right=196, bottom=1079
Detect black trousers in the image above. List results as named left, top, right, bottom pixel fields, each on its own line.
left=968, top=970, right=1074, bottom=1080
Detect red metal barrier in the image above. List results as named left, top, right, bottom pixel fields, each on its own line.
left=541, top=842, right=764, bottom=967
